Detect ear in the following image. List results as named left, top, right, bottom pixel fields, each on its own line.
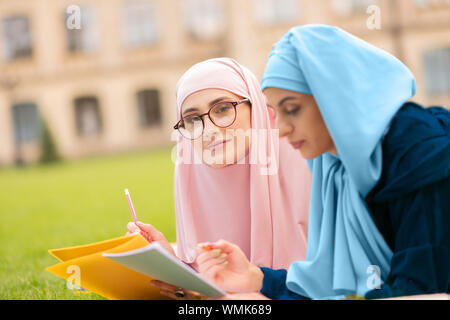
left=266, top=104, right=277, bottom=127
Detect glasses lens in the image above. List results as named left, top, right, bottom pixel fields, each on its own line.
left=210, top=102, right=236, bottom=127
left=179, top=116, right=203, bottom=139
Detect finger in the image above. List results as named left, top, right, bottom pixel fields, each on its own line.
left=197, top=254, right=228, bottom=274
left=186, top=291, right=204, bottom=300
left=159, top=289, right=198, bottom=300
left=136, top=222, right=164, bottom=241
left=196, top=250, right=225, bottom=265
left=139, top=229, right=153, bottom=242
left=127, top=222, right=139, bottom=233
left=126, top=230, right=142, bottom=236
left=159, top=290, right=180, bottom=300
left=150, top=280, right=178, bottom=292
left=198, top=257, right=229, bottom=275
left=196, top=251, right=214, bottom=266
left=201, top=239, right=237, bottom=255
left=196, top=242, right=214, bottom=254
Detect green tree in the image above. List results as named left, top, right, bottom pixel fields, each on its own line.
left=39, top=119, right=62, bottom=164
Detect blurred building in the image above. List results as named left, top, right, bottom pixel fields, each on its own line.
left=0, top=0, right=449, bottom=166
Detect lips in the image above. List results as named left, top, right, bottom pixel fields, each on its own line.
left=290, top=140, right=305, bottom=150
left=205, top=139, right=231, bottom=150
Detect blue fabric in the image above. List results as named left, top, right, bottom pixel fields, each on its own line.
left=259, top=267, right=310, bottom=300
left=365, top=103, right=450, bottom=299
left=261, top=25, right=417, bottom=299
left=371, top=103, right=450, bottom=202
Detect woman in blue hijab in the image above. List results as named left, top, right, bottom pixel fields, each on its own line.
left=194, top=25, right=449, bottom=299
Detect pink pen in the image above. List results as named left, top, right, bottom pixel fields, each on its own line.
left=124, top=189, right=139, bottom=225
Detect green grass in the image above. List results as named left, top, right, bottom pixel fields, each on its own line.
left=0, top=147, right=176, bottom=299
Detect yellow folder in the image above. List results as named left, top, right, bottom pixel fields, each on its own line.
left=45, top=233, right=169, bottom=300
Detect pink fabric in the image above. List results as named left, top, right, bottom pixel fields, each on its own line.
left=174, top=58, right=311, bottom=269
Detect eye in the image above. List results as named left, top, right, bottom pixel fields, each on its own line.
left=184, top=115, right=202, bottom=125
left=213, top=103, right=233, bottom=114
left=283, top=104, right=301, bottom=115
left=285, top=107, right=299, bottom=115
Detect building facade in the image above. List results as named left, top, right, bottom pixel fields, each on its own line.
left=0, top=0, right=449, bottom=166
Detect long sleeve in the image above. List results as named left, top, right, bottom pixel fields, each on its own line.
left=259, top=267, right=310, bottom=300
left=365, top=177, right=450, bottom=299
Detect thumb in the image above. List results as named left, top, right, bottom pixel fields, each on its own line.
left=136, top=222, right=164, bottom=241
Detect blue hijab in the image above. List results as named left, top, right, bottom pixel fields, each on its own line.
left=261, top=25, right=417, bottom=299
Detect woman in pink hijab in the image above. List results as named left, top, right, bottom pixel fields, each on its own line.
left=127, top=57, right=311, bottom=299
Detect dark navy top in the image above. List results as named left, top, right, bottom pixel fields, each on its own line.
left=260, top=102, right=450, bottom=300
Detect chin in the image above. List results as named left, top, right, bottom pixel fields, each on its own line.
left=299, top=148, right=319, bottom=160
left=202, top=151, right=231, bottom=168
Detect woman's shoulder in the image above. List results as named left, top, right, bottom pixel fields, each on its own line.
left=372, top=101, right=450, bottom=202
left=389, top=102, right=449, bottom=132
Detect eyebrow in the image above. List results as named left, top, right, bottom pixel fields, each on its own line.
left=182, top=96, right=231, bottom=116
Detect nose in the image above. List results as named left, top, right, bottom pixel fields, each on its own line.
left=202, top=115, right=221, bottom=140
left=277, top=117, right=294, bottom=138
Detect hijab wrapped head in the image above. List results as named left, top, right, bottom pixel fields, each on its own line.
left=262, top=25, right=416, bottom=298
left=174, top=57, right=311, bottom=269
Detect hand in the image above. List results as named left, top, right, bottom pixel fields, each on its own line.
left=196, top=239, right=264, bottom=293
left=150, top=280, right=207, bottom=300
left=126, top=221, right=176, bottom=258
left=216, top=292, right=270, bottom=300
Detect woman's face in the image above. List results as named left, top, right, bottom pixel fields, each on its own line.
left=263, top=87, right=337, bottom=159
left=180, top=88, right=252, bottom=168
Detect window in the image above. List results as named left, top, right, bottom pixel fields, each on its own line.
left=423, top=48, right=450, bottom=96
left=122, top=0, right=159, bottom=48
left=331, top=0, right=377, bottom=15
left=254, top=0, right=299, bottom=25
left=181, top=0, right=225, bottom=40
left=137, top=89, right=161, bottom=127
left=12, top=103, right=41, bottom=144
left=65, top=6, right=98, bottom=53
left=2, top=16, right=33, bottom=61
left=74, top=97, right=102, bottom=136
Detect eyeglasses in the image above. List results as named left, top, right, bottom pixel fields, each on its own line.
left=174, top=98, right=250, bottom=140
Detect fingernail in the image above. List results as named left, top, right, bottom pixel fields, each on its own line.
left=201, top=243, right=214, bottom=251
left=218, top=253, right=227, bottom=260
left=219, top=260, right=229, bottom=266
left=209, top=249, right=222, bottom=258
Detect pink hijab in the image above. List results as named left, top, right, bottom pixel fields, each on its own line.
left=174, top=58, right=311, bottom=269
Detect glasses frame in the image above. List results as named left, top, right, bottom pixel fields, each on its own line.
left=174, top=98, right=250, bottom=140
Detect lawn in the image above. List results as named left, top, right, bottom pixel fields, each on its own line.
left=0, top=147, right=176, bottom=299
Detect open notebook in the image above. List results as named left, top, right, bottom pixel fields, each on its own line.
left=103, top=242, right=225, bottom=298
left=45, top=233, right=225, bottom=299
